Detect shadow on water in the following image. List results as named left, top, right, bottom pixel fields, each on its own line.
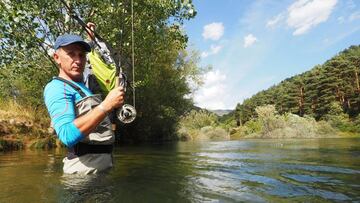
left=0, top=138, right=359, bottom=202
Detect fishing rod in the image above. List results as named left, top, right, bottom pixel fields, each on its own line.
left=59, top=0, right=136, bottom=124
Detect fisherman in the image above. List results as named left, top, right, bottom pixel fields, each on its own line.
left=44, top=33, right=124, bottom=174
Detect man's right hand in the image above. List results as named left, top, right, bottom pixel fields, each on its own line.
left=86, top=22, right=96, bottom=41
left=101, top=86, right=125, bottom=113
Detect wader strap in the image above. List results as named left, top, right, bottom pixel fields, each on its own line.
left=53, top=77, right=87, bottom=98
left=67, top=143, right=113, bottom=159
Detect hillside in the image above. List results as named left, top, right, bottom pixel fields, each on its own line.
left=235, top=45, right=360, bottom=123
left=209, top=109, right=232, bottom=116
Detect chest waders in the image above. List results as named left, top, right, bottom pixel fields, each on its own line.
left=53, top=77, right=114, bottom=158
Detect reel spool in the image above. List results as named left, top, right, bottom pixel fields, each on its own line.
left=115, top=74, right=136, bottom=124
left=117, top=104, right=136, bottom=123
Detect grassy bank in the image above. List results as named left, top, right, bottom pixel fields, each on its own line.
left=0, top=100, right=56, bottom=151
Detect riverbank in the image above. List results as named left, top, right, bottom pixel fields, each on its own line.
left=229, top=115, right=360, bottom=140
left=229, top=127, right=360, bottom=140
left=0, top=101, right=56, bottom=151
left=2, top=101, right=359, bottom=152
left=177, top=107, right=360, bottom=141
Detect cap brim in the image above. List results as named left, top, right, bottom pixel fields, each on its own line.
left=61, top=41, right=91, bottom=52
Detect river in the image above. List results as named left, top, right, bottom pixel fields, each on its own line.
left=0, top=138, right=359, bottom=202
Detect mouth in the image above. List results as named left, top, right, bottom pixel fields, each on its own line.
left=72, top=65, right=83, bottom=71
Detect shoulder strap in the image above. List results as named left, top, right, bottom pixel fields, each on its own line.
left=53, top=77, right=87, bottom=98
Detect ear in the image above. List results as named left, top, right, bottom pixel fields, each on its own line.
left=53, top=50, right=61, bottom=65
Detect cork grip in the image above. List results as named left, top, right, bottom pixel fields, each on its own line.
left=115, top=76, right=120, bottom=88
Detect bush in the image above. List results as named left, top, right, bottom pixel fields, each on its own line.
left=284, top=114, right=317, bottom=137
left=323, top=102, right=358, bottom=133
left=353, top=115, right=360, bottom=133
left=244, top=120, right=263, bottom=134
left=177, top=110, right=230, bottom=141
left=316, top=121, right=337, bottom=136
left=230, top=105, right=340, bottom=139
left=177, top=127, right=193, bottom=141
left=178, top=110, right=218, bottom=130
left=325, top=114, right=356, bottom=133
left=197, top=126, right=229, bottom=141
left=255, top=105, right=286, bottom=134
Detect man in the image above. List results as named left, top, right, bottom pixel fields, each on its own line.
left=44, top=34, right=124, bottom=174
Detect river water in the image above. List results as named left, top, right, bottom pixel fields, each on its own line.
left=0, top=138, right=359, bottom=202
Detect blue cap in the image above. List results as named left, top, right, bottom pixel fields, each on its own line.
left=54, top=34, right=91, bottom=52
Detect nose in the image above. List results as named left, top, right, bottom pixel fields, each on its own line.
left=73, top=53, right=85, bottom=65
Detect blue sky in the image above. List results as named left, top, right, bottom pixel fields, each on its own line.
left=184, top=0, right=360, bottom=110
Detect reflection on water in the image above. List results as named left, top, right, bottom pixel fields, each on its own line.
left=0, top=138, right=359, bottom=202
left=60, top=173, right=114, bottom=202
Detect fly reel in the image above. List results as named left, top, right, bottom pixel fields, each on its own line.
left=115, top=74, right=136, bottom=124
left=117, top=104, right=136, bottom=123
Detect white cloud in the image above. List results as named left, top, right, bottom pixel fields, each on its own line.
left=287, top=0, right=337, bottom=35
left=349, top=11, right=360, bottom=21
left=266, top=14, right=284, bottom=28
left=337, top=16, right=345, bottom=23
left=210, top=45, right=222, bottom=54
left=321, top=25, right=360, bottom=47
left=201, top=44, right=223, bottom=58
left=194, top=70, right=228, bottom=110
left=337, top=11, right=360, bottom=24
left=243, top=34, right=257, bottom=48
left=346, top=0, right=356, bottom=10
left=200, top=52, right=209, bottom=58
left=202, top=22, right=224, bottom=41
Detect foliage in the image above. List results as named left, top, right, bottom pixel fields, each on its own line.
left=244, top=120, right=263, bottom=134
left=0, top=0, right=203, bottom=142
left=0, top=99, right=55, bottom=151
left=324, top=102, right=359, bottom=133
left=316, top=120, right=337, bottom=136
left=0, top=99, right=51, bottom=137
left=178, top=109, right=217, bottom=130
left=218, top=110, right=236, bottom=127
left=255, top=105, right=281, bottom=134
left=176, top=110, right=230, bottom=141
left=0, top=139, right=23, bottom=151
left=196, top=126, right=229, bottom=141
left=234, top=45, right=360, bottom=123
left=231, top=105, right=339, bottom=139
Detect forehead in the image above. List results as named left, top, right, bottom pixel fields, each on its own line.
left=59, top=43, right=86, bottom=53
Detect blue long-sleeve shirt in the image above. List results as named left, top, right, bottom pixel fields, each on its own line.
left=44, top=78, right=93, bottom=147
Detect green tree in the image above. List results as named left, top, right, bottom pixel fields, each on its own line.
left=303, top=66, right=322, bottom=118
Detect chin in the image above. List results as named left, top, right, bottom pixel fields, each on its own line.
left=71, top=74, right=83, bottom=82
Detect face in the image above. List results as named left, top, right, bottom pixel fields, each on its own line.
left=53, top=43, right=87, bottom=82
